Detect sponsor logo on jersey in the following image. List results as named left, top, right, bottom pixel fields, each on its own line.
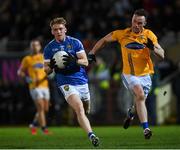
left=52, top=48, right=59, bottom=52
left=125, top=42, right=145, bottom=50
left=33, top=63, right=44, bottom=68
left=59, top=45, right=65, bottom=51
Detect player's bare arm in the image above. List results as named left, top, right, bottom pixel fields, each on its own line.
left=90, top=32, right=116, bottom=54
left=17, top=66, right=33, bottom=83
left=76, top=52, right=89, bottom=66
left=88, top=32, right=116, bottom=64
left=17, top=66, right=26, bottom=78
left=153, top=43, right=165, bottom=59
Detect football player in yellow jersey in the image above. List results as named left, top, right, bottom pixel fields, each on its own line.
left=17, top=39, right=50, bottom=135
left=88, top=9, right=164, bottom=139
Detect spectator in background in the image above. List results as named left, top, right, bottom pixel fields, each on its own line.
left=88, top=56, right=110, bottom=119
left=0, top=0, right=179, bottom=52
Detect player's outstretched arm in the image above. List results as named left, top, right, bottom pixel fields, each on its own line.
left=90, top=32, right=116, bottom=54
left=17, top=66, right=33, bottom=83
left=153, top=43, right=165, bottom=59
left=17, top=66, right=26, bottom=78
left=88, top=32, right=116, bottom=64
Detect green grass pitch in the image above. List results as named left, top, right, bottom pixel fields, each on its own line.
left=0, top=126, right=180, bottom=149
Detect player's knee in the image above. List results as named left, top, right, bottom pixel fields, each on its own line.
left=136, top=93, right=145, bottom=101
left=38, top=104, right=45, bottom=112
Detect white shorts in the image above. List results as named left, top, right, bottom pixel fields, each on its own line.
left=59, top=84, right=90, bottom=101
left=30, top=88, right=50, bottom=101
left=121, top=74, right=152, bottom=97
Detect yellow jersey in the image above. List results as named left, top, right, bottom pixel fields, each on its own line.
left=20, top=53, right=48, bottom=89
left=112, top=27, right=158, bottom=76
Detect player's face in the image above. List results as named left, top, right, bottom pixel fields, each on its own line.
left=131, top=15, right=146, bottom=33
left=30, top=41, right=41, bottom=54
left=51, top=23, right=67, bottom=41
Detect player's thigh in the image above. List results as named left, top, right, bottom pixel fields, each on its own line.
left=59, top=84, right=79, bottom=100
left=76, top=84, right=90, bottom=101
left=43, top=100, right=49, bottom=112
left=122, top=74, right=149, bottom=98
left=132, top=84, right=145, bottom=99
left=132, top=75, right=152, bottom=98
left=121, top=74, right=140, bottom=89
left=30, top=88, right=44, bottom=110
left=30, top=88, right=46, bottom=101
left=59, top=84, right=85, bottom=113
left=41, top=88, right=50, bottom=112
left=42, top=88, right=50, bottom=101
left=34, top=99, right=45, bottom=111
left=140, top=75, right=152, bottom=97
left=67, top=94, right=84, bottom=113
left=76, top=84, right=90, bottom=113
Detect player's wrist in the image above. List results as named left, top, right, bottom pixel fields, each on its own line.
left=87, top=53, right=96, bottom=64
left=25, top=76, right=33, bottom=83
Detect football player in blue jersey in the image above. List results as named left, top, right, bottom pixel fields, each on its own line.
left=43, top=17, right=99, bottom=147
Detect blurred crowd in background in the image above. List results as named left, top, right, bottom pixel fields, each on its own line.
left=0, top=0, right=180, bottom=126
left=0, top=0, right=180, bottom=51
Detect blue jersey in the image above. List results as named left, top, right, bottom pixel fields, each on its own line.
left=44, top=36, right=88, bottom=86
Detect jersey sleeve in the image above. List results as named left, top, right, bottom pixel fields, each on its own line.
left=74, top=39, right=85, bottom=54
left=20, top=57, right=28, bottom=71
left=112, top=30, right=123, bottom=41
left=147, top=30, right=158, bottom=45
left=43, top=45, right=52, bottom=62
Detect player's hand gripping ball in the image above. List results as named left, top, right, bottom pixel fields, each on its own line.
left=52, top=51, right=68, bottom=69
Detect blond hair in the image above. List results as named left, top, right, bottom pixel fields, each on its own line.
left=50, top=17, right=66, bottom=28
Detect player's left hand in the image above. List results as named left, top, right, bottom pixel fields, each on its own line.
left=62, top=52, right=77, bottom=66
left=87, top=53, right=96, bottom=64
left=144, top=38, right=154, bottom=50
left=25, top=76, right=33, bottom=84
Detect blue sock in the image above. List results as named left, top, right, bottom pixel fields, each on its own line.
left=141, top=122, right=149, bottom=129
left=88, top=132, right=95, bottom=139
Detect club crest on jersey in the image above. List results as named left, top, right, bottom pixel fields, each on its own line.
left=137, top=35, right=146, bottom=43
left=138, top=35, right=145, bottom=39
left=67, top=44, right=72, bottom=49
left=64, top=85, right=69, bottom=91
